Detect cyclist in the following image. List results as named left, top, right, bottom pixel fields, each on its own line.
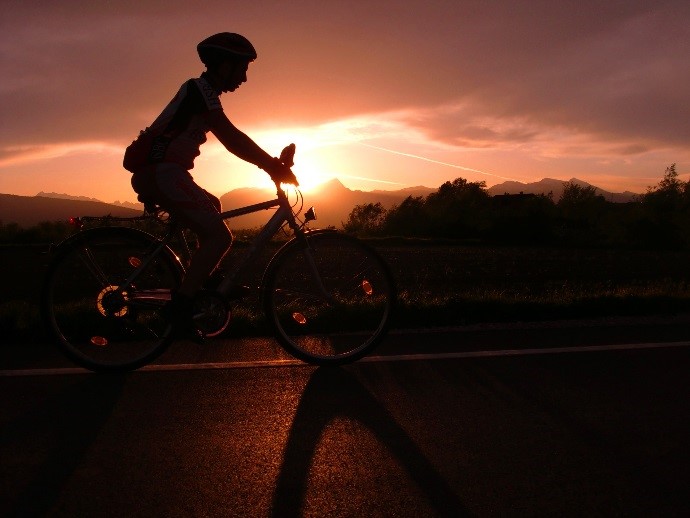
left=123, top=32, right=297, bottom=340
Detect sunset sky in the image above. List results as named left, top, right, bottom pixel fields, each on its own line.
left=1, top=0, right=689, bottom=203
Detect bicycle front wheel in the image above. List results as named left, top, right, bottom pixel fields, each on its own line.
left=41, top=227, right=183, bottom=372
left=263, top=231, right=394, bottom=365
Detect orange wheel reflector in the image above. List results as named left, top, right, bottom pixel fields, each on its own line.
left=292, top=312, right=307, bottom=325
left=91, top=336, right=108, bottom=347
left=129, top=256, right=142, bottom=268
left=362, top=280, right=373, bottom=295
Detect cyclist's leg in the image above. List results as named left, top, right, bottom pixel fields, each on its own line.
left=134, top=164, right=232, bottom=340
left=147, top=164, right=233, bottom=297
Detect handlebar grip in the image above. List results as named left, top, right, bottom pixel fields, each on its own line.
left=280, top=143, right=295, bottom=167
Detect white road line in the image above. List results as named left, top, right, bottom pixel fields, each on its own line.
left=2, top=341, right=690, bottom=377
left=362, top=340, right=690, bottom=362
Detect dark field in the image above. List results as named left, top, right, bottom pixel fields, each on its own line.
left=3, top=242, right=690, bottom=343
left=380, top=244, right=690, bottom=326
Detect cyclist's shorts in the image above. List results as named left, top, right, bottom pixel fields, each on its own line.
left=131, top=163, right=224, bottom=237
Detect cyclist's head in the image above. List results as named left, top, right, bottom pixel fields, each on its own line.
left=197, top=32, right=257, bottom=70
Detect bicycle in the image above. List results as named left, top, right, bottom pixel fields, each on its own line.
left=41, top=145, right=395, bottom=372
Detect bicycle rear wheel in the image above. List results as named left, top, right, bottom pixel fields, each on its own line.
left=41, top=227, right=183, bottom=372
left=263, top=231, right=394, bottom=365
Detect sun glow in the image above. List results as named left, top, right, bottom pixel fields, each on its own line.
left=291, top=156, right=336, bottom=192
left=249, top=129, right=340, bottom=192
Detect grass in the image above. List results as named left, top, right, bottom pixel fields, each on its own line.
left=380, top=243, right=690, bottom=327
left=4, top=242, right=690, bottom=343
left=0, top=300, right=45, bottom=343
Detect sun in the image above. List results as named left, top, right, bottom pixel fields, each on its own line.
left=250, top=129, right=338, bottom=192
left=235, top=149, right=334, bottom=194
left=291, top=155, right=334, bottom=192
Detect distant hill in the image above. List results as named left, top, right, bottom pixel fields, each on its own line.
left=2, top=176, right=642, bottom=229
left=0, top=194, right=143, bottom=227
left=1, top=181, right=425, bottom=230
left=220, top=178, right=431, bottom=229
left=371, top=185, right=436, bottom=198
left=488, top=178, right=639, bottom=203
left=36, top=192, right=143, bottom=210
left=37, top=191, right=102, bottom=203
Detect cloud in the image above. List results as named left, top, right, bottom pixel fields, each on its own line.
left=386, top=102, right=648, bottom=157
left=1, top=0, right=688, bottom=172
left=0, top=142, right=123, bottom=167
left=459, top=3, right=690, bottom=148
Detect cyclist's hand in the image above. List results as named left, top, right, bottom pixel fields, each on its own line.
left=266, top=158, right=299, bottom=186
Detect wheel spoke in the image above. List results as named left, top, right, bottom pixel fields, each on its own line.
left=74, top=244, right=112, bottom=288
left=42, top=227, right=181, bottom=372
left=265, top=232, right=394, bottom=365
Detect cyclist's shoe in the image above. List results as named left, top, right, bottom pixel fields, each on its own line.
left=164, top=292, right=205, bottom=344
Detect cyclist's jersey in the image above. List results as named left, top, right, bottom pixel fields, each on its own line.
left=124, top=73, right=222, bottom=172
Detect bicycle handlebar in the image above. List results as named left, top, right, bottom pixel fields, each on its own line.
left=272, top=143, right=299, bottom=190
left=280, top=143, right=296, bottom=168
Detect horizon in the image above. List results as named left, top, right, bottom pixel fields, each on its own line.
left=8, top=174, right=646, bottom=207
left=1, top=1, right=688, bottom=203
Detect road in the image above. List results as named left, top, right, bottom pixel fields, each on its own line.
left=2, top=318, right=690, bottom=516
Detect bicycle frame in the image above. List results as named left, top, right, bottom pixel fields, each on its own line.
left=44, top=142, right=394, bottom=370
left=120, top=186, right=315, bottom=306
left=215, top=190, right=295, bottom=293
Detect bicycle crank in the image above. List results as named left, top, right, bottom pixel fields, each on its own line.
left=193, top=289, right=232, bottom=337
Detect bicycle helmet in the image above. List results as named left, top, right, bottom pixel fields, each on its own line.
left=197, top=32, right=257, bottom=66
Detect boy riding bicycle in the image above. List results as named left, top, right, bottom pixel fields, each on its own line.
left=123, top=32, right=297, bottom=340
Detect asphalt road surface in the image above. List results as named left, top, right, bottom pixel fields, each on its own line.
left=2, top=318, right=690, bottom=516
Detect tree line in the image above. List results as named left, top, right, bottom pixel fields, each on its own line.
left=0, top=220, right=72, bottom=245
left=2, top=164, right=688, bottom=249
left=343, top=164, right=690, bottom=249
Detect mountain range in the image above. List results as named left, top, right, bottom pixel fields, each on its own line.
left=1, top=177, right=639, bottom=229
left=0, top=180, right=426, bottom=229
left=36, top=191, right=142, bottom=209
left=0, top=193, right=142, bottom=228
left=487, top=178, right=638, bottom=203
left=219, top=179, right=436, bottom=229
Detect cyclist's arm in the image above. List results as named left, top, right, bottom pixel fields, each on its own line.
left=207, top=110, right=297, bottom=185
left=207, top=110, right=277, bottom=171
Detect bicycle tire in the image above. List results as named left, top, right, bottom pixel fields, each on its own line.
left=41, top=226, right=183, bottom=372
left=263, top=231, right=395, bottom=365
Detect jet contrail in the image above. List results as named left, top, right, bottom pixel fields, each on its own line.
left=335, top=174, right=407, bottom=186
left=359, top=142, right=519, bottom=182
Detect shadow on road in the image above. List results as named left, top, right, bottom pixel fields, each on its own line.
left=1, top=374, right=126, bottom=516
left=271, top=366, right=469, bottom=517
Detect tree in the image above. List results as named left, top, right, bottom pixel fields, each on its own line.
left=643, top=163, right=684, bottom=212
left=555, top=181, right=608, bottom=245
left=636, top=164, right=687, bottom=248
left=656, top=163, right=682, bottom=195
left=558, top=181, right=601, bottom=207
left=557, top=181, right=606, bottom=222
left=381, top=196, right=427, bottom=237
left=424, top=178, right=491, bottom=238
left=342, top=202, right=386, bottom=236
left=489, top=193, right=556, bottom=244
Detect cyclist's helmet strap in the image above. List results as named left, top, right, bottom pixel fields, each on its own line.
left=197, top=33, right=257, bottom=67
